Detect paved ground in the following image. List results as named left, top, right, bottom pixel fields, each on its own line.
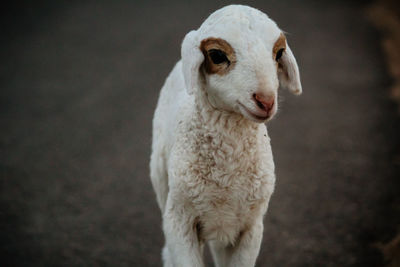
left=1, top=1, right=399, bottom=266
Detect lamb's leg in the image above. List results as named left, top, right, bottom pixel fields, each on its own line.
left=211, top=220, right=264, bottom=267
left=162, top=245, right=173, bottom=267
left=163, top=199, right=204, bottom=267
left=149, top=150, right=168, bottom=213
left=228, top=221, right=264, bottom=267
left=209, top=240, right=229, bottom=267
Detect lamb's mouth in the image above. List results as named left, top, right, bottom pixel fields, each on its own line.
left=237, top=102, right=270, bottom=121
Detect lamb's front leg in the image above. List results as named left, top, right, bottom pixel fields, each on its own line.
left=162, top=199, right=204, bottom=267
left=212, top=220, right=264, bottom=267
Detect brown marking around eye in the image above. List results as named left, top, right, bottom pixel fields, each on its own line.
left=273, top=33, right=286, bottom=61
left=200, top=37, right=236, bottom=75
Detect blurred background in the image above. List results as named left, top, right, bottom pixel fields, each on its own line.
left=1, top=0, right=399, bottom=266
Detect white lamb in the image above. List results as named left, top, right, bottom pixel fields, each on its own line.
left=150, top=5, right=302, bottom=267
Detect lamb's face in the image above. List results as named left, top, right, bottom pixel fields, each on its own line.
left=181, top=5, right=302, bottom=123
left=200, top=31, right=285, bottom=122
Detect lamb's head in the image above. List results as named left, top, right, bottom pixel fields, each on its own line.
left=181, top=5, right=302, bottom=123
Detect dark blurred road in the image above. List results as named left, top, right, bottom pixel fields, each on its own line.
left=1, top=1, right=399, bottom=266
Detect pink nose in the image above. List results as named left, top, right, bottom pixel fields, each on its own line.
left=253, top=93, right=275, bottom=113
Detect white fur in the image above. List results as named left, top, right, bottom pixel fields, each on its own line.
left=150, top=5, right=302, bottom=267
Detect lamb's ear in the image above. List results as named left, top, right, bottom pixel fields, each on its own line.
left=278, top=42, right=302, bottom=95
left=181, top=30, right=204, bottom=95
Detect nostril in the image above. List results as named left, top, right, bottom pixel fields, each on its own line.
left=256, top=100, right=265, bottom=110
left=253, top=93, right=274, bottom=111
left=253, top=94, right=263, bottom=109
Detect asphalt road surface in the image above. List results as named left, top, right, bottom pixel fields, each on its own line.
left=1, top=1, right=399, bottom=266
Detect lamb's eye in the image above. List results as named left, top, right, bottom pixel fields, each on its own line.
left=275, top=48, right=284, bottom=61
left=208, top=49, right=229, bottom=64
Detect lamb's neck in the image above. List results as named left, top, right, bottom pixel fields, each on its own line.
left=193, top=89, right=259, bottom=136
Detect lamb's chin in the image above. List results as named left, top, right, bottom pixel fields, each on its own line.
left=237, top=103, right=271, bottom=123
left=244, top=113, right=270, bottom=123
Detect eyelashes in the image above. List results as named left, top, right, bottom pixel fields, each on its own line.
left=275, top=48, right=284, bottom=61
left=208, top=49, right=230, bottom=65
left=208, top=47, right=284, bottom=65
